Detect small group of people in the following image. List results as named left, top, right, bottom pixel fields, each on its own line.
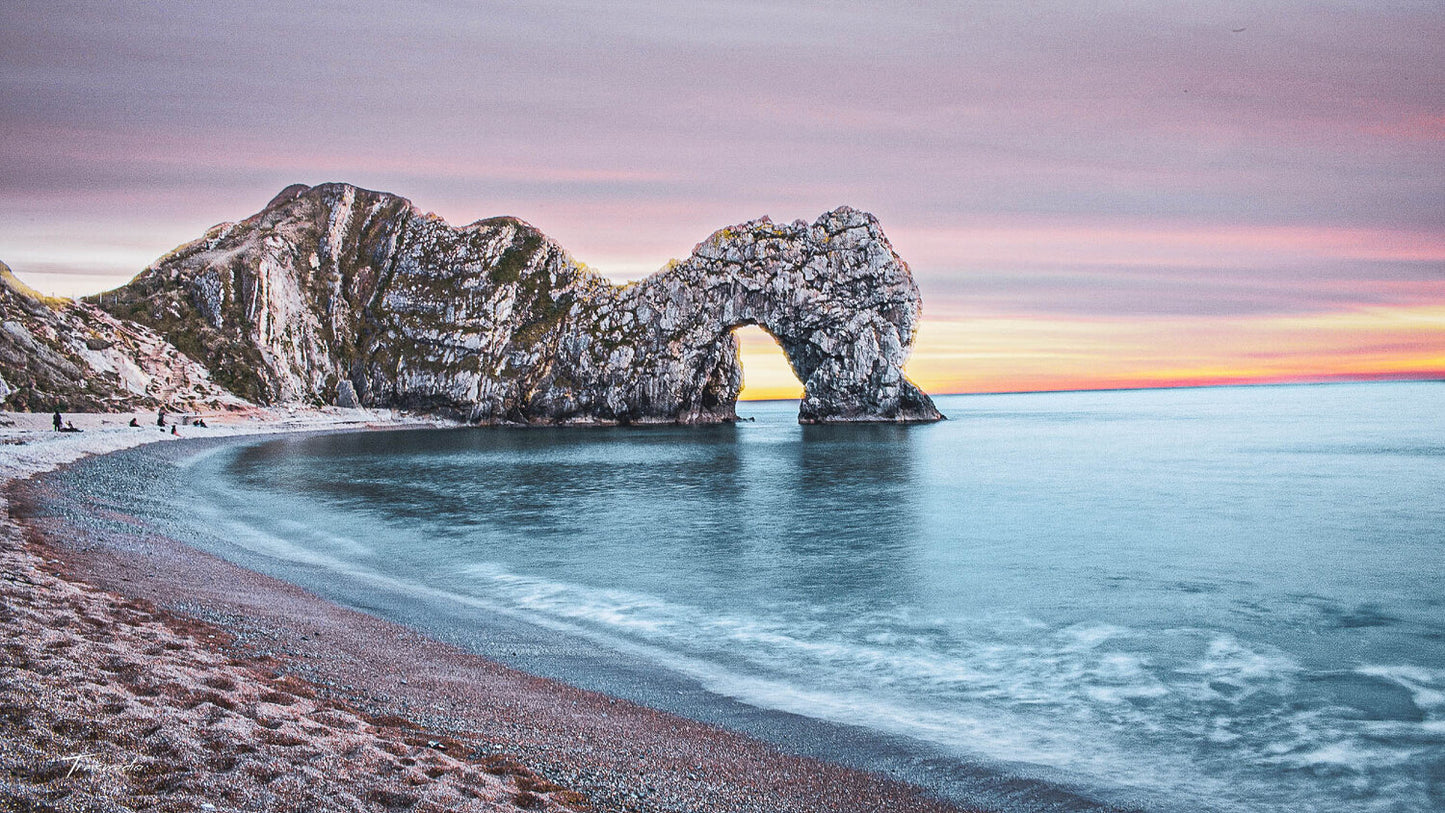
left=50, top=409, right=206, bottom=435
left=156, top=408, right=206, bottom=432
left=50, top=411, right=81, bottom=433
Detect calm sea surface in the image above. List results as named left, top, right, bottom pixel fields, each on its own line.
left=65, top=383, right=1445, bottom=811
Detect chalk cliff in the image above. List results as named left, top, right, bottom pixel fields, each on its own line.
left=93, top=183, right=941, bottom=424
left=0, top=262, right=239, bottom=412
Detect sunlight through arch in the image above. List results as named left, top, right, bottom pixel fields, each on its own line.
left=733, top=324, right=803, bottom=401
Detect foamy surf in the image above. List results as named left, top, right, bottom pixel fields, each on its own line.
left=47, top=383, right=1445, bottom=812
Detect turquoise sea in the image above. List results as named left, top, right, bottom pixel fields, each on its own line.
left=56, top=382, right=1445, bottom=811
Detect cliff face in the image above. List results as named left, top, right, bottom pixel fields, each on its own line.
left=97, top=183, right=942, bottom=424
left=0, top=262, right=239, bottom=412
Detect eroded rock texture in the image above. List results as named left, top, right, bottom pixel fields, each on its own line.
left=0, top=262, right=238, bottom=412
left=99, top=183, right=942, bottom=424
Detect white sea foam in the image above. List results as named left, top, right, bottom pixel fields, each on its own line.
left=87, top=383, right=1445, bottom=813
left=174, top=496, right=1445, bottom=813
left=1357, top=665, right=1445, bottom=711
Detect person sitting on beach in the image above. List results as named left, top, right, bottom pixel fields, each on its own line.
left=193, top=417, right=208, bottom=428
left=53, top=411, right=62, bottom=431
left=59, top=421, right=82, bottom=433
left=129, top=417, right=139, bottom=427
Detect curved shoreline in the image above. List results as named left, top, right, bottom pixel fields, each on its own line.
left=1, top=411, right=977, bottom=813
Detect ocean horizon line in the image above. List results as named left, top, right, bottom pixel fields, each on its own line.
left=736, top=374, right=1444, bottom=403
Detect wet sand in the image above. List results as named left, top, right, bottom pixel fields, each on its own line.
left=0, top=412, right=972, bottom=812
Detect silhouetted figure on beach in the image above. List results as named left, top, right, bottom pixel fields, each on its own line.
left=129, top=418, right=139, bottom=427
left=193, top=418, right=208, bottom=428
left=170, top=425, right=178, bottom=436
left=52, top=411, right=62, bottom=431
left=60, top=421, right=81, bottom=433
left=157, top=408, right=166, bottom=427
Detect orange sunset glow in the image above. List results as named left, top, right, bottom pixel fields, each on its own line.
left=733, top=306, right=1445, bottom=400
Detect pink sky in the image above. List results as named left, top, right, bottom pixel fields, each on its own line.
left=1, top=1, right=1440, bottom=396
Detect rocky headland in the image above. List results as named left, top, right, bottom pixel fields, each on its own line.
left=0, top=262, right=239, bottom=413
left=3, top=183, right=942, bottom=424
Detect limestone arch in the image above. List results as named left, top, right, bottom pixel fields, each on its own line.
left=654, top=209, right=940, bottom=424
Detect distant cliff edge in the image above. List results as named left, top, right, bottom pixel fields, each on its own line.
left=5, top=183, right=943, bottom=423
left=0, top=261, right=237, bottom=412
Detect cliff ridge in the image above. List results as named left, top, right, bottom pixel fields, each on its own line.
left=10, top=183, right=942, bottom=423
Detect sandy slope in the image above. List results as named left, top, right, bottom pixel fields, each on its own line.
left=1, top=408, right=558, bottom=812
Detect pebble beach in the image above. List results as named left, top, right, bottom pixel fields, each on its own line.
left=0, top=408, right=969, bottom=813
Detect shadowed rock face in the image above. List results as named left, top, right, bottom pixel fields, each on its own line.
left=0, top=262, right=236, bottom=412
left=99, top=183, right=943, bottom=424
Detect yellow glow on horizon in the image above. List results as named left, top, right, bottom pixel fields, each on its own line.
left=904, top=306, right=1445, bottom=394
left=735, top=325, right=805, bottom=401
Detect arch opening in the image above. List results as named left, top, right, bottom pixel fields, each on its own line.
left=733, top=324, right=803, bottom=402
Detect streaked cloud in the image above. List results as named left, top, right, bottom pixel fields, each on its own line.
left=0, top=0, right=1440, bottom=393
